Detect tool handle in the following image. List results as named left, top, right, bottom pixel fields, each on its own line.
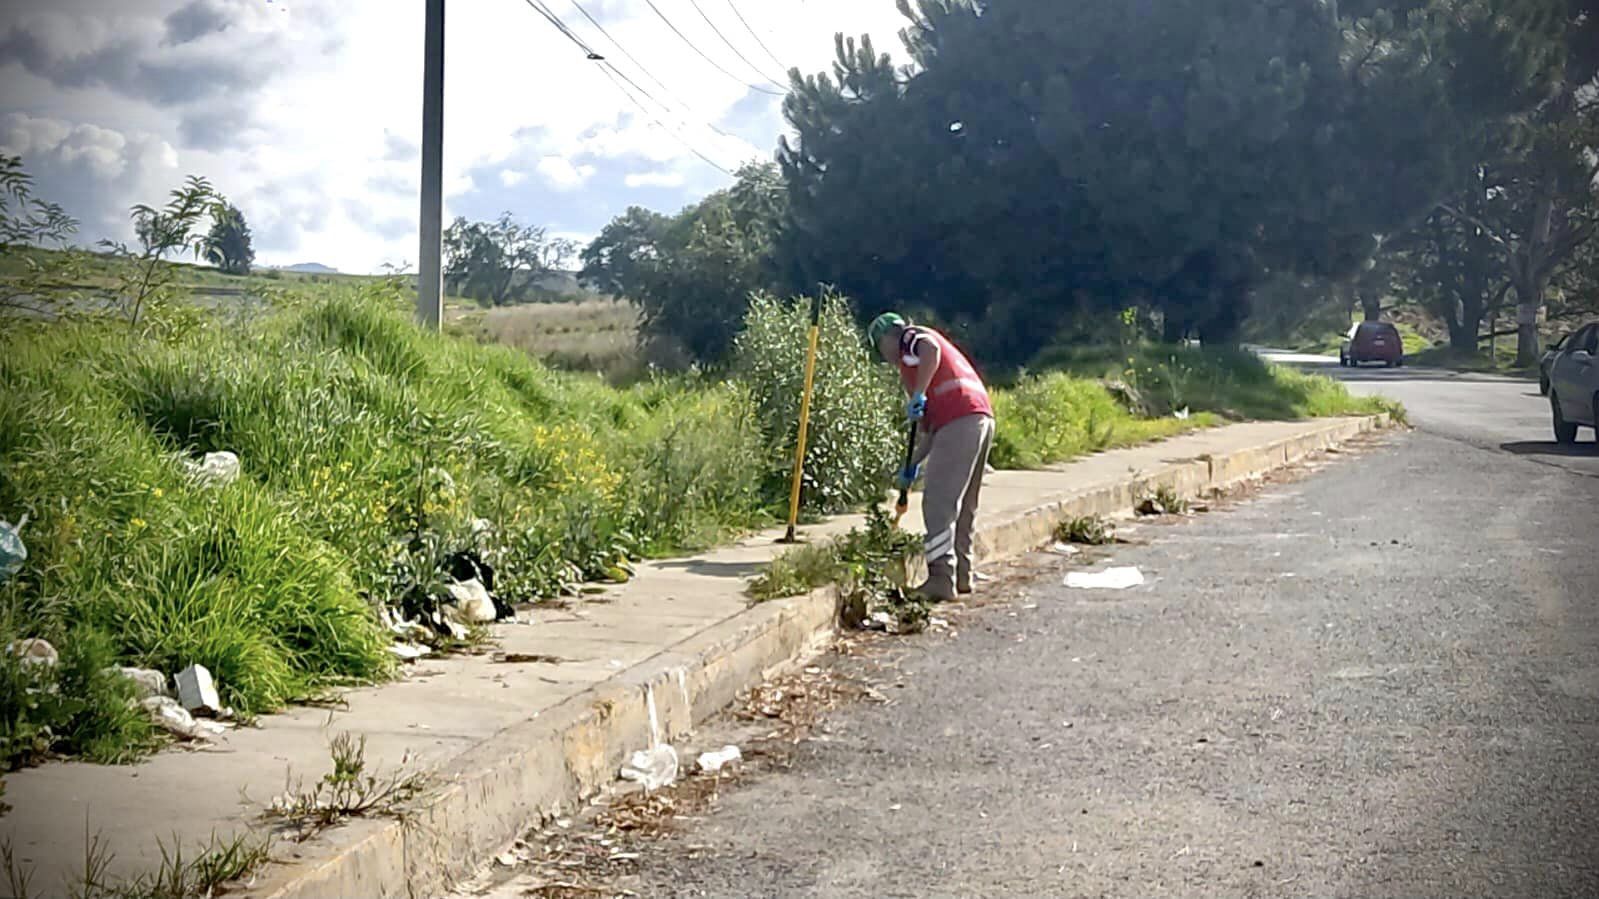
left=893, top=421, right=918, bottom=523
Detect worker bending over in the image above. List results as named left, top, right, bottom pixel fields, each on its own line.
left=868, top=313, right=995, bottom=601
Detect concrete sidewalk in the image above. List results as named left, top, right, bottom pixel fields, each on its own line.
left=0, top=416, right=1387, bottom=899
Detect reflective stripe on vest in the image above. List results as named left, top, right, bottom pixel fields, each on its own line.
left=898, top=328, right=992, bottom=433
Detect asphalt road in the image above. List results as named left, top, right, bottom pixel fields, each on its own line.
left=1261, top=349, right=1599, bottom=479
left=617, top=430, right=1599, bottom=898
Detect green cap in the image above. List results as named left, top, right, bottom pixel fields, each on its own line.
left=867, top=312, right=906, bottom=347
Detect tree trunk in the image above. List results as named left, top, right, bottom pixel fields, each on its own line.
left=1514, top=194, right=1556, bottom=367
left=1447, top=292, right=1485, bottom=351
left=1515, top=293, right=1541, bottom=366
left=1360, top=290, right=1382, bottom=322
left=1198, top=296, right=1248, bottom=348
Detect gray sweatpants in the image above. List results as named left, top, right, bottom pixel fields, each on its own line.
left=914, top=413, right=995, bottom=590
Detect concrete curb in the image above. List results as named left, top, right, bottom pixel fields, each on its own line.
left=245, top=414, right=1389, bottom=898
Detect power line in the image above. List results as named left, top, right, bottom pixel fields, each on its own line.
left=639, top=0, right=785, bottom=96
left=724, top=0, right=792, bottom=78
left=566, top=0, right=740, bottom=139
left=596, top=65, right=736, bottom=176
left=520, top=0, right=602, bottom=56
left=684, top=0, right=788, bottom=89
left=514, top=0, right=739, bottom=176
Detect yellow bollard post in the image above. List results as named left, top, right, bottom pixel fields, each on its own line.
left=782, top=294, right=824, bottom=543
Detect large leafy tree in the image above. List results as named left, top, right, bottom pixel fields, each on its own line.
left=778, top=0, right=1570, bottom=361
left=1387, top=196, right=1512, bottom=351
left=582, top=162, right=787, bottom=363
left=1381, top=0, right=1599, bottom=361
left=444, top=212, right=576, bottom=306
left=204, top=203, right=255, bottom=276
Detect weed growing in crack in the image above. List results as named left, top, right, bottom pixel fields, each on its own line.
left=3, top=837, right=35, bottom=899
left=7, top=825, right=272, bottom=899
left=1055, top=515, right=1116, bottom=545
left=1136, top=484, right=1190, bottom=516
left=261, top=732, right=428, bottom=842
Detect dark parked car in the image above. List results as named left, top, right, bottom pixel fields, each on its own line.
left=1340, top=321, right=1404, bottom=368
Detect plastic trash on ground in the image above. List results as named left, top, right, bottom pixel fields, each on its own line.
left=620, top=744, right=679, bottom=790
left=115, top=667, right=169, bottom=700
left=447, top=578, right=497, bottom=623
left=696, top=745, right=742, bottom=774
left=11, top=638, right=57, bottom=669
left=1064, top=566, right=1146, bottom=590
left=175, top=663, right=223, bottom=716
left=142, top=696, right=226, bottom=740
left=388, top=643, right=431, bottom=661
left=184, top=451, right=241, bottom=487
left=0, top=519, right=26, bottom=583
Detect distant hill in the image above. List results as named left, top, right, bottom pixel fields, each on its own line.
left=280, top=262, right=339, bottom=274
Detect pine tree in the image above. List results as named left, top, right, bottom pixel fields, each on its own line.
left=776, top=0, right=1572, bottom=360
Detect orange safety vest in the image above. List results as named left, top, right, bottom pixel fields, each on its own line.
left=896, top=326, right=992, bottom=434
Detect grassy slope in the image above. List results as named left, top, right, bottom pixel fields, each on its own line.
left=0, top=283, right=768, bottom=765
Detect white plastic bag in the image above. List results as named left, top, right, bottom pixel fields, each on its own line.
left=1064, top=567, right=1145, bottom=590
left=0, top=518, right=27, bottom=583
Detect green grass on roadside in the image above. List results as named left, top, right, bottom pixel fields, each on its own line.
left=989, top=373, right=1212, bottom=469
left=0, top=282, right=773, bottom=768
left=1408, top=344, right=1537, bottom=375
left=1021, top=343, right=1397, bottom=434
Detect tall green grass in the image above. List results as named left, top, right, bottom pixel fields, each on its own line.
left=989, top=374, right=1208, bottom=469
left=1031, top=344, right=1396, bottom=420
left=0, top=282, right=770, bottom=766
left=991, top=344, right=1397, bottom=468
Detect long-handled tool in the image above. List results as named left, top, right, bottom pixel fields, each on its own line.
left=781, top=294, right=825, bottom=543
left=893, top=420, right=919, bottom=527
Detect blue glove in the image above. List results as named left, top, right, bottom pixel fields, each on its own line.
left=906, top=392, right=927, bottom=422
left=895, top=464, right=921, bottom=491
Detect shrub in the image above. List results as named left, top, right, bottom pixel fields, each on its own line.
left=990, top=373, right=1130, bottom=469
left=625, top=380, right=765, bottom=553
left=734, top=294, right=900, bottom=514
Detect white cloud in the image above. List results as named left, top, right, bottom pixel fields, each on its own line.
left=535, top=157, right=597, bottom=191
left=1, top=0, right=915, bottom=271
left=1, top=111, right=180, bottom=236
left=624, top=170, right=687, bottom=189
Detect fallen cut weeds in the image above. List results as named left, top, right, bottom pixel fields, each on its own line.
left=260, top=732, right=428, bottom=842
left=749, top=505, right=930, bottom=635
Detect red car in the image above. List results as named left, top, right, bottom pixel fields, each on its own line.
left=1340, top=321, right=1405, bottom=368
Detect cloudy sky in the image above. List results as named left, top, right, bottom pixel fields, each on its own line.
left=0, top=0, right=910, bottom=273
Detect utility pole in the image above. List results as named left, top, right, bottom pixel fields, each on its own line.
left=417, top=0, right=445, bottom=329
